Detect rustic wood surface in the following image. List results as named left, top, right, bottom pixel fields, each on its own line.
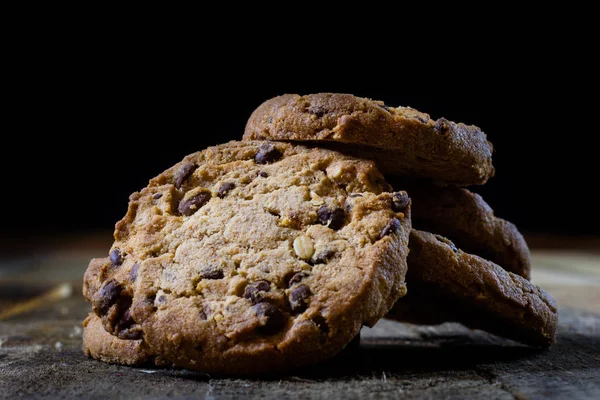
left=1, top=233, right=599, bottom=399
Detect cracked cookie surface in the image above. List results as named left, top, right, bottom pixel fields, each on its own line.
left=387, top=230, right=557, bottom=347
left=82, top=140, right=411, bottom=375
left=243, top=93, right=494, bottom=186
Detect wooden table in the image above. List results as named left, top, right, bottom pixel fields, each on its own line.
left=1, top=233, right=599, bottom=399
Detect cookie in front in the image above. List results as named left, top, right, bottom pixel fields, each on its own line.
left=82, top=140, right=411, bottom=375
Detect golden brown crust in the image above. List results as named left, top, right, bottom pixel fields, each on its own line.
left=388, top=180, right=531, bottom=279
left=243, top=93, right=495, bottom=186
left=83, top=140, right=411, bottom=375
left=387, top=230, right=557, bottom=347
left=82, top=314, right=163, bottom=366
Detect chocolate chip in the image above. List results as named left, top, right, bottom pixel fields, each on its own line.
left=380, top=218, right=401, bottom=239
left=255, top=280, right=271, bottom=291
left=308, top=105, right=327, bottom=118
left=217, top=182, right=236, bottom=198
left=116, top=308, right=135, bottom=332
left=255, top=143, right=283, bottom=164
left=174, top=163, right=197, bottom=188
left=152, top=193, right=163, bottom=200
left=178, top=191, right=211, bottom=216
left=392, top=192, right=410, bottom=212
left=329, top=208, right=346, bottom=230
left=253, top=302, right=285, bottom=335
left=258, top=171, right=269, bottom=178
left=314, top=250, right=335, bottom=264
left=317, top=206, right=346, bottom=230
left=115, top=308, right=141, bottom=340
left=312, top=314, right=329, bottom=334
left=317, top=206, right=332, bottom=224
left=109, top=249, right=122, bottom=266
left=129, top=263, right=139, bottom=282
left=95, top=279, right=122, bottom=315
left=118, top=330, right=142, bottom=340
left=267, top=116, right=273, bottom=123
left=289, top=284, right=311, bottom=314
left=434, top=118, right=451, bottom=135
left=199, top=310, right=207, bottom=320
left=244, top=280, right=271, bottom=303
left=378, top=103, right=391, bottom=112
left=199, top=266, right=224, bottom=280
left=157, top=295, right=167, bottom=304
left=288, top=272, right=309, bottom=287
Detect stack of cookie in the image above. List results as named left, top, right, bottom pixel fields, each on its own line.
left=243, top=93, right=558, bottom=348
left=81, top=93, right=557, bottom=376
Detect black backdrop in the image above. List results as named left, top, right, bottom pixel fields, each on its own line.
left=2, top=54, right=597, bottom=238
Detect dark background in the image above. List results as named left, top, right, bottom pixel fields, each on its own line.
left=2, top=37, right=597, bottom=242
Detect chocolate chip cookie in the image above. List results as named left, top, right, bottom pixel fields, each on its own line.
left=387, top=230, right=557, bottom=347
left=82, top=140, right=411, bottom=375
left=243, top=93, right=495, bottom=186
left=387, top=180, right=531, bottom=279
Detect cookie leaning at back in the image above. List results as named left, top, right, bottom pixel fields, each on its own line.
left=243, top=93, right=495, bottom=186
left=82, top=140, right=412, bottom=375
left=387, top=230, right=557, bottom=347
left=387, top=178, right=531, bottom=279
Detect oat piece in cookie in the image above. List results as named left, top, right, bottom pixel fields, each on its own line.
left=82, top=313, right=166, bottom=366
left=388, top=180, right=531, bottom=279
left=82, top=140, right=411, bottom=375
left=243, top=93, right=494, bottom=186
left=387, top=230, right=557, bottom=347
